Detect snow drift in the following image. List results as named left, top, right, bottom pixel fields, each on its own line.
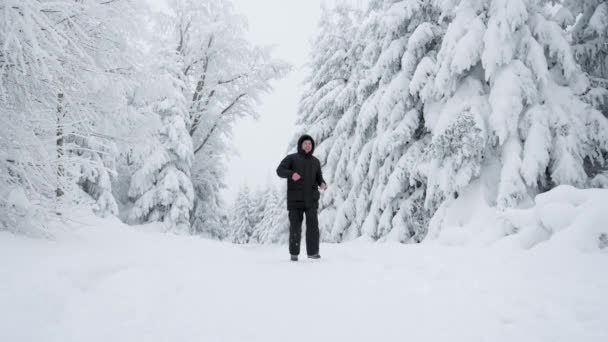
left=429, top=184, right=608, bottom=252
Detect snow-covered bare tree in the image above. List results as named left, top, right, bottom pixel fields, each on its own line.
left=63, top=0, right=142, bottom=217
left=1, top=0, right=71, bottom=226
left=161, top=0, right=290, bottom=237
left=0, top=0, right=142, bottom=229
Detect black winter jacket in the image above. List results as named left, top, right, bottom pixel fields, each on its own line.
left=276, top=135, right=326, bottom=210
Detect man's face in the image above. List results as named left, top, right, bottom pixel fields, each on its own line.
left=302, top=140, right=313, bottom=154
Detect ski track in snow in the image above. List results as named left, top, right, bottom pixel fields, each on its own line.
left=1, top=211, right=607, bottom=342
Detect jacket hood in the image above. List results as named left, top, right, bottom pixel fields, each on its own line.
left=297, top=134, right=315, bottom=155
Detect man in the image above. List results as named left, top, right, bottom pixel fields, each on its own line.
left=276, top=134, right=327, bottom=261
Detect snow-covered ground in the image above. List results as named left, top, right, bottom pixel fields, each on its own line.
left=1, top=209, right=607, bottom=342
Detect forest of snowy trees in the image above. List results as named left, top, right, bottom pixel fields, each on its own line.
left=3, top=2, right=608, bottom=341
left=2, top=0, right=608, bottom=247
left=294, top=0, right=608, bottom=244
left=0, top=0, right=288, bottom=235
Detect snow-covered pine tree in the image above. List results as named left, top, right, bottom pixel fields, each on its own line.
left=296, top=3, right=362, bottom=241
left=343, top=0, right=441, bottom=243
left=128, top=51, right=195, bottom=233
left=563, top=0, right=608, bottom=186
left=565, top=1, right=608, bottom=83
left=298, top=1, right=441, bottom=243
left=413, top=0, right=608, bottom=238
left=229, top=184, right=255, bottom=244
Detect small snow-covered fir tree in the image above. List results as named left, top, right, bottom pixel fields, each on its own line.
left=250, top=188, right=266, bottom=240
left=249, top=186, right=269, bottom=243
left=260, top=187, right=290, bottom=244
left=70, top=135, right=119, bottom=217
left=250, top=184, right=289, bottom=244
left=229, top=185, right=255, bottom=244
left=128, top=52, right=195, bottom=233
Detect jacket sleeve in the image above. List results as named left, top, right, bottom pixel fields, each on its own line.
left=276, top=154, right=295, bottom=179
left=316, top=159, right=326, bottom=186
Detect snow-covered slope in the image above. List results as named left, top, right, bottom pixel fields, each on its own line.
left=1, top=207, right=607, bottom=342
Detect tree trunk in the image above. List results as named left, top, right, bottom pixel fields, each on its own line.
left=55, top=92, right=65, bottom=199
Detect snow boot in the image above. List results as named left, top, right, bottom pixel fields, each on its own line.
left=308, top=254, right=321, bottom=259
left=290, top=255, right=298, bottom=262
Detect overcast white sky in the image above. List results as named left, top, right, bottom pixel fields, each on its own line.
left=147, top=0, right=364, bottom=203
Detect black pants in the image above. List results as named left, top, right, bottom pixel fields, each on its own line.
left=288, top=207, right=319, bottom=256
